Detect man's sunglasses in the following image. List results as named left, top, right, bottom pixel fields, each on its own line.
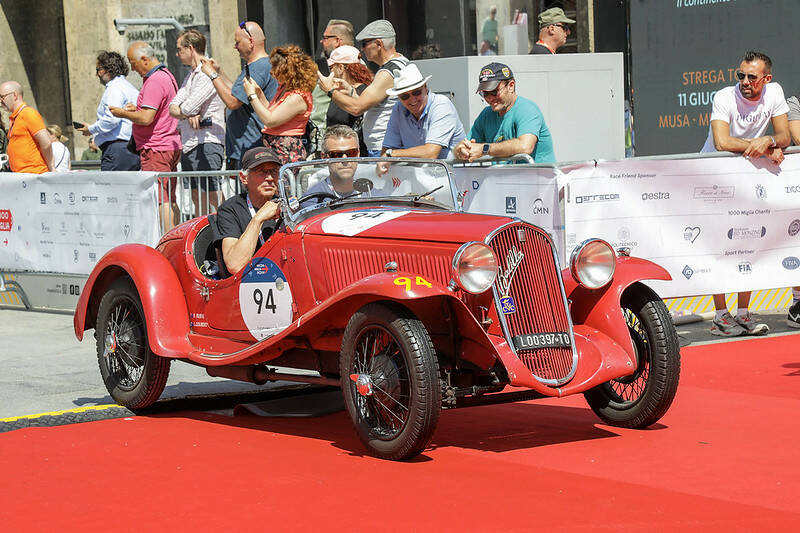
left=239, top=21, right=253, bottom=38
left=735, top=71, right=766, bottom=82
left=326, top=148, right=360, bottom=158
left=399, top=88, right=424, bottom=101
left=478, top=82, right=506, bottom=98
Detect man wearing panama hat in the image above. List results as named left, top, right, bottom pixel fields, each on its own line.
left=380, top=64, right=465, bottom=160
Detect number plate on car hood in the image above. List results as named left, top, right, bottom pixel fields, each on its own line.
left=512, top=332, right=571, bottom=350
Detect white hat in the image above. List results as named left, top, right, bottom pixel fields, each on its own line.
left=327, top=45, right=360, bottom=66
left=385, top=64, right=432, bottom=97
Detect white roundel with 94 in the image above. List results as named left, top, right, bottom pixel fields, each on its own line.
left=238, top=258, right=293, bottom=340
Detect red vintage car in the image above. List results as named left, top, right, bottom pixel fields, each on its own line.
left=74, top=158, right=680, bottom=460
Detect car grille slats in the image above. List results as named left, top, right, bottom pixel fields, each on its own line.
left=488, top=224, right=576, bottom=385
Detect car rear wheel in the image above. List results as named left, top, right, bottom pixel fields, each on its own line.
left=340, top=303, right=440, bottom=461
left=95, top=278, right=170, bottom=410
left=584, top=283, right=680, bottom=428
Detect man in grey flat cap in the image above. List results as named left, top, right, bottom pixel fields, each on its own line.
left=530, top=7, right=575, bottom=54
left=317, top=19, right=409, bottom=156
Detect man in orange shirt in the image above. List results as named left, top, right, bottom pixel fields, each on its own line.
left=0, top=80, right=54, bottom=173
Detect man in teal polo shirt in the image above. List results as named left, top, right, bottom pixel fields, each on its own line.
left=454, top=62, right=556, bottom=163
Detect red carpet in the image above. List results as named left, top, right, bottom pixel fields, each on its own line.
left=2, top=334, right=799, bottom=532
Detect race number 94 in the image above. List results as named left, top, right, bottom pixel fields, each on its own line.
left=253, top=287, right=276, bottom=314
left=394, top=276, right=432, bottom=291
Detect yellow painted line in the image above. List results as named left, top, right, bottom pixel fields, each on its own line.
left=0, top=404, right=124, bottom=423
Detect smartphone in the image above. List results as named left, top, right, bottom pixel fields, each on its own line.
left=72, top=121, right=85, bottom=129
left=198, top=117, right=213, bottom=128
left=245, top=62, right=251, bottom=79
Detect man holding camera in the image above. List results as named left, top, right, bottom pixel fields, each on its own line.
left=170, top=29, right=226, bottom=214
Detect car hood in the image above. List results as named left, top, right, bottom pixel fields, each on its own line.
left=298, top=207, right=514, bottom=243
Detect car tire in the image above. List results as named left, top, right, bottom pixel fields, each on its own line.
left=95, top=277, right=170, bottom=410
left=583, top=283, right=680, bottom=428
left=340, top=302, right=441, bottom=461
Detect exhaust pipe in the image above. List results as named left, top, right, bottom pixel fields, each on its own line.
left=207, top=365, right=339, bottom=387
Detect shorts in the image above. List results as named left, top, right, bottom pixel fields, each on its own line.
left=140, top=148, right=181, bottom=203
left=180, top=143, right=224, bottom=191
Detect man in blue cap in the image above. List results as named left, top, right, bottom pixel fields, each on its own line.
left=454, top=62, right=556, bottom=163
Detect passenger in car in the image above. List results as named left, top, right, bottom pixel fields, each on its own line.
left=213, top=146, right=282, bottom=274
left=302, top=124, right=362, bottom=204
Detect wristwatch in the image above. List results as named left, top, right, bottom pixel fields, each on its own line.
left=385, top=148, right=393, bottom=157
left=327, top=89, right=334, bottom=98
left=482, top=143, right=490, bottom=155
left=208, top=71, right=219, bottom=81
left=248, top=93, right=258, bottom=102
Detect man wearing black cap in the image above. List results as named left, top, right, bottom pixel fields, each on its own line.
left=214, top=146, right=282, bottom=274
left=530, top=7, right=575, bottom=55
left=317, top=19, right=409, bottom=156
left=454, top=62, right=556, bottom=163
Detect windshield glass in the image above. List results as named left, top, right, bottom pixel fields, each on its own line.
left=278, top=158, right=458, bottom=224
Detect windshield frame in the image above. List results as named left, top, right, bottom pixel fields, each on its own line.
left=277, top=157, right=461, bottom=230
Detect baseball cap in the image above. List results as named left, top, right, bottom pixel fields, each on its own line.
left=477, top=62, right=514, bottom=91
left=355, top=19, right=395, bottom=41
left=327, top=45, right=361, bottom=66
left=538, top=7, right=576, bottom=28
left=240, top=146, right=281, bottom=171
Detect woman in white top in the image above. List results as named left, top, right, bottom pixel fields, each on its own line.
left=47, top=124, right=71, bottom=171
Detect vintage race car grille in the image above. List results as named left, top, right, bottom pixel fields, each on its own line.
left=487, top=223, right=576, bottom=386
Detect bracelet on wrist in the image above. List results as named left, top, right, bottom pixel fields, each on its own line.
left=247, top=93, right=258, bottom=102
left=327, top=89, right=333, bottom=98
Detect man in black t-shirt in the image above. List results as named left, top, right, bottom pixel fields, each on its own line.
left=214, top=146, right=282, bottom=274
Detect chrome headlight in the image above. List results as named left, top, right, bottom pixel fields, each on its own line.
left=451, top=242, right=498, bottom=294
left=570, top=239, right=616, bottom=289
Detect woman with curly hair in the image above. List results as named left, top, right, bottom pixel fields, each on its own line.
left=325, top=45, right=373, bottom=154
left=244, top=44, right=316, bottom=163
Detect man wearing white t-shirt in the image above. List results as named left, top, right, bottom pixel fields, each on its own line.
left=701, top=51, right=790, bottom=337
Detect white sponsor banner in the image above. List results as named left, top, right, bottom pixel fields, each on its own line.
left=564, top=155, right=800, bottom=298
left=453, top=165, right=564, bottom=259
left=0, top=171, right=160, bottom=275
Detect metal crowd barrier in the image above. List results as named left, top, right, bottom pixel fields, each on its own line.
left=155, top=170, right=241, bottom=234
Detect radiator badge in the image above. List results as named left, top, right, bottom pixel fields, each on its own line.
left=497, top=246, right=524, bottom=314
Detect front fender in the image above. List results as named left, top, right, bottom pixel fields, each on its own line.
left=73, top=244, right=193, bottom=358
left=561, top=256, right=671, bottom=362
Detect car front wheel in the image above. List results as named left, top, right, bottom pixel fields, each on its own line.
left=584, top=283, right=680, bottom=428
left=95, top=278, right=170, bottom=410
left=340, top=303, right=440, bottom=460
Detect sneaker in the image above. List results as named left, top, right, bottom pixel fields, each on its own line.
left=788, top=300, right=800, bottom=329
left=710, top=312, right=746, bottom=337
left=734, top=312, right=769, bottom=336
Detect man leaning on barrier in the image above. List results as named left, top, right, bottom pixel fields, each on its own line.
left=453, top=62, right=555, bottom=164
left=700, top=50, right=789, bottom=337
left=783, top=91, right=800, bottom=329
left=213, top=146, right=282, bottom=274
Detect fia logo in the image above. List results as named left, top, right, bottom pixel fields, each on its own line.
left=505, top=196, right=517, bottom=214
left=738, top=261, right=753, bottom=274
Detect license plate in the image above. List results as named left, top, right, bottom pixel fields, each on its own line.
left=512, top=332, right=571, bottom=350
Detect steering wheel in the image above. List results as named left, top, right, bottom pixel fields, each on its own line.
left=297, top=191, right=340, bottom=204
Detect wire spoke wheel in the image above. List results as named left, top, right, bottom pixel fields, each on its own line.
left=95, top=278, right=170, bottom=410
left=584, top=283, right=680, bottom=428
left=340, top=303, right=440, bottom=461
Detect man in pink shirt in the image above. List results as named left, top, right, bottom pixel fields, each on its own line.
left=111, top=41, right=182, bottom=231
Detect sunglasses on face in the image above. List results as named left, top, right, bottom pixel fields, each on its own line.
left=239, top=21, right=253, bottom=38
left=325, top=148, right=360, bottom=159
left=399, top=88, right=424, bottom=101
left=478, top=82, right=506, bottom=98
left=735, top=71, right=766, bottom=82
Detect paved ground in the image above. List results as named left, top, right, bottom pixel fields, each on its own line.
left=1, top=306, right=797, bottom=420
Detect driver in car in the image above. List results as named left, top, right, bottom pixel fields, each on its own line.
left=302, top=124, right=364, bottom=205
left=214, top=146, right=282, bottom=274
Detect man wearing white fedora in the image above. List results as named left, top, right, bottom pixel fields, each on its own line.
left=380, top=64, right=465, bottom=160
